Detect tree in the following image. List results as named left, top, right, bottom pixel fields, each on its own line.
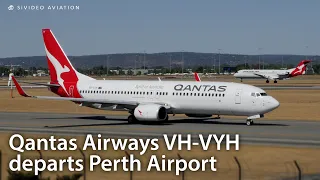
left=127, top=69, right=133, bottom=75
left=313, top=64, right=320, bottom=74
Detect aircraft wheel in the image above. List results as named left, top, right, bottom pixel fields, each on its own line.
left=266, top=80, right=269, bottom=83
left=246, top=119, right=253, bottom=126
left=128, top=115, right=138, bottom=124
left=163, top=115, right=169, bottom=122
left=274, top=80, right=277, bottom=83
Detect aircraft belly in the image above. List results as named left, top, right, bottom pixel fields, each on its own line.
left=237, top=74, right=263, bottom=79
left=176, top=99, right=231, bottom=115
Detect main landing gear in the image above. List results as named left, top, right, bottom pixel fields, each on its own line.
left=246, top=119, right=254, bottom=126
left=128, top=114, right=138, bottom=124
left=266, top=80, right=278, bottom=83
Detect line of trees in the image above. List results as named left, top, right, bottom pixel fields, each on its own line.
left=1, top=64, right=319, bottom=77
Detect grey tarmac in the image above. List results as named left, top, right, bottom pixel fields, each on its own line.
left=0, top=112, right=319, bottom=148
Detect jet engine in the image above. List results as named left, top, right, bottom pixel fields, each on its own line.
left=134, top=104, right=168, bottom=121
left=185, top=114, right=212, bottom=118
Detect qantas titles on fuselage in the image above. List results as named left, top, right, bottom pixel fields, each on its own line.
left=174, top=84, right=226, bottom=92
left=132, top=84, right=226, bottom=92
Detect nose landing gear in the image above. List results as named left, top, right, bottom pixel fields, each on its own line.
left=246, top=114, right=264, bottom=126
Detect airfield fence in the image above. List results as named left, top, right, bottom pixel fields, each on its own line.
left=0, top=150, right=319, bottom=180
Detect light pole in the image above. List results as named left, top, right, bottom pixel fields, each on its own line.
left=135, top=54, right=138, bottom=75
left=258, top=48, right=262, bottom=69
left=143, top=50, right=146, bottom=70
left=107, top=55, right=109, bottom=76
left=218, top=49, right=221, bottom=74
left=169, top=54, right=172, bottom=74
left=181, top=50, right=184, bottom=73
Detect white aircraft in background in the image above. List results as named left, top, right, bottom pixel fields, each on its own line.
left=12, top=29, right=280, bottom=126
left=233, top=60, right=311, bottom=83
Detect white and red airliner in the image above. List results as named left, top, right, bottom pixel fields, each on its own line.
left=233, top=60, right=311, bottom=83
left=12, top=29, right=280, bottom=126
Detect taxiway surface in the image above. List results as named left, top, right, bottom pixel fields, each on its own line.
left=0, top=112, right=319, bottom=147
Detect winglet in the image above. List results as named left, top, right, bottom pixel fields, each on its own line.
left=11, top=76, right=31, bottom=97
left=194, top=72, right=201, bottom=82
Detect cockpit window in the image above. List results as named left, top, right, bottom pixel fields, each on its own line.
left=252, top=92, right=267, bottom=97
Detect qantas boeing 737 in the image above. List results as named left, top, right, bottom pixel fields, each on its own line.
left=233, top=60, right=311, bottom=83
left=12, top=29, right=280, bottom=126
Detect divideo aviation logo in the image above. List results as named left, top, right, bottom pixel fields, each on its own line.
left=7, top=5, right=80, bottom=11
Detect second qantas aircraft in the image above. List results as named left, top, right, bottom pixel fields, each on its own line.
left=234, top=60, right=311, bottom=83
left=12, top=29, right=280, bottom=126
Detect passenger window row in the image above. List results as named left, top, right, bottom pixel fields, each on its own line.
left=79, top=90, right=225, bottom=97
left=80, top=90, right=152, bottom=95
left=172, top=92, right=225, bottom=97
left=79, top=90, right=168, bottom=96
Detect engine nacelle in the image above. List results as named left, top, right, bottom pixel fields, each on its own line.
left=134, top=104, right=168, bottom=121
left=185, top=114, right=212, bottom=118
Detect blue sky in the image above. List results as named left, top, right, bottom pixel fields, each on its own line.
left=1, top=0, right=320, bottom=58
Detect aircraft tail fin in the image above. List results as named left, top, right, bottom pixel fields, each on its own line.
left=42, top=29, right=94, bottom=98
left=289, top=60, right=311, bottom=77
left=194, top=72, right=201, bottom=82
left=42, top=28, right=94, bottom=84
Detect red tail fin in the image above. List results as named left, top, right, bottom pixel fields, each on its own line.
left=290, top=60, right=311, bottom=77
left=42, top=29, right=93, bottom=97
left=194, top=72, right=201, bottom=82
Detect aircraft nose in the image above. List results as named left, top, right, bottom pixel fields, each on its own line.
left=270, top=97, right=280, bottom=110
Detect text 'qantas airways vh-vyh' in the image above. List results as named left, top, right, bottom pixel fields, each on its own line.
left=12, top=29, right=280, bottom=126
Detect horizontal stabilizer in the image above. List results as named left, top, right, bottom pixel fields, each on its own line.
left=11, top=76, right=31, bottom=97
left=19, top=81, right=60, bottom=87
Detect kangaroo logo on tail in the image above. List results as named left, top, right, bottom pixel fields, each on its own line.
left=45, top=47, right=71, bottom=95
left=42, top=28, right=94, bottom=98
left=290, top=60, right=311, bottom=77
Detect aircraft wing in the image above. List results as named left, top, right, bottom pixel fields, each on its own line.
left=19, top=81, right=60, bottom=87
left=253, top=73, right=280, bottom=80
left=12, top=76, right=171, bottom=110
